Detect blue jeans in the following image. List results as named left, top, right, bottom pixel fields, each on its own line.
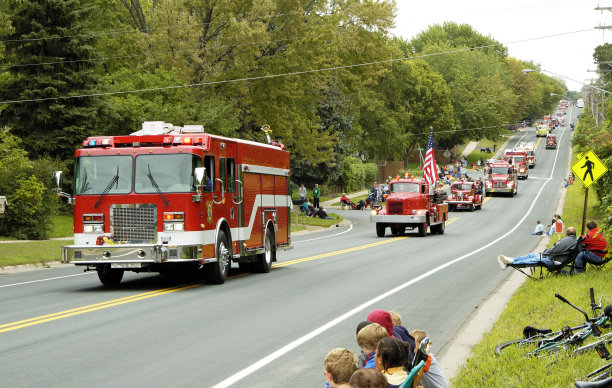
left=575, top=251, right=605, bottom=271
left=512, top=253, right=555, bottom=266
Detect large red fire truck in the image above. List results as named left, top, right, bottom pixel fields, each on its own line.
left=55, top=122, right=292, bottom=285
left=370, top=178, right=448, bottom=237
left=504, top=150, right=529, bottom=179
left=484, top=160, right=518, bottom=197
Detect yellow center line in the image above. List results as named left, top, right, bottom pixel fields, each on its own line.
left=2, top=218, right=463, bottom=333
left=483, top=197, right=492, bottom=204
left=534, top=137, right=543, bottom=151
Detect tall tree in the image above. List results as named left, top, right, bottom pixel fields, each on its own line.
left=0, top=0, right=104, bottom=160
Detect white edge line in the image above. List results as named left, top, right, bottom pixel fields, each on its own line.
left=0, top=272, right=93, bottom=288
left=292, top=224, right=353, bottom=244
left=212, top=128, right=566, bottom=388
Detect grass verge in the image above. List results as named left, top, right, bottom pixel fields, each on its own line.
left=0, top=240, right=69, bottom=267
left=452, top=147, right=610, bottom=387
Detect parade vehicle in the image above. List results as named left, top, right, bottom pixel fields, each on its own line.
left=370, top=178, right=448, bottom=237
left=504, top=150, right=529, bottom=180
left=536, top=124, right=549, bottom=137
left=446, top=181, right=483, bottom=212
left=484, top=160, right=518, bottom=197
left=546, top=133, right=558, bottom=149
left=516, top=142, right=536, bottom=168
left=54, top=121, right=292, bottom=285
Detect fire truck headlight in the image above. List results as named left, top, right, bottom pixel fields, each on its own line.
left=163, top=222, right=185, bottom=231
left=83, top=224, right=103, bottom=233
left=371, top=209, right=378, bottom=216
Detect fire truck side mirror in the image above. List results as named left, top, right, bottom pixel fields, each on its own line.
left=192, top=167, right=206, bottom=202
left=53, top=171, right=63, bottom=189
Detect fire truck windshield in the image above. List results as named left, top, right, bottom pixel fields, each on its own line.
left=390, top=182, right=420, bottom=193
left=491, top=167, right=510, bottom=174
left=75, top=156, right=132, bottom=195
left=453, top=183, right=472, bottom=191
left=135, top=154, right=201, bottom=193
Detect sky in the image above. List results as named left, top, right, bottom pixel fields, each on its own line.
left=391, top=0, right=610, bottom=92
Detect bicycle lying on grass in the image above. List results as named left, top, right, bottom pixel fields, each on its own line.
left=495, top=288, right=612, bottom=358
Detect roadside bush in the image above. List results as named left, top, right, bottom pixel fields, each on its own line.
left=339, top=157, right=378, bottom=192
left=0, top=129, right=59, bottom=239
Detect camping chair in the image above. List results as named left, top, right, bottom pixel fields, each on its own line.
left=399, top=360, right=425, bottom=388
left=584, top=249, right=610, bottom=271
left=509, top=239, right=582, bottom=279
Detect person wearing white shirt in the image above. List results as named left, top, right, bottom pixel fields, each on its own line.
left=532, top=221, right=544, bottom=235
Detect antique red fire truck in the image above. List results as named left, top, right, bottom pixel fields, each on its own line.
left=370, top=178, right=448, bottom=237
left=504, top=150, right=529, bottom=179
left=484, top=160, right=518, bottom=197
left=54, top=122, right=292, bottom=285
left=446, top=181, right=482, bottom=211
left=546, top=133, right=558, bottom=149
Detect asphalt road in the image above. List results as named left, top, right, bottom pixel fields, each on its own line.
left=0, top=109, right=577, bottom=387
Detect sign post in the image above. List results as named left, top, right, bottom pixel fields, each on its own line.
left=571, top=150, right=608, bottom=235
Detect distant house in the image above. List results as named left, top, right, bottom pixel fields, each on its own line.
left=0, top=196, right=6, bottom=214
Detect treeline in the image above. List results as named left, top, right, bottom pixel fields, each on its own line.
left=573, top=42, right=612, bottom=244
left=0, top=0, right=566, bottom=238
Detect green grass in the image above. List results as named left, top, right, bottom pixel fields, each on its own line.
left=49, top=214, right=73, bottom=238
left=452, top=272, right=611, bottom=387
left=465, top=137, right=510, bottom=165
left=291, top=211, right=342, bottom=228
left=452, top=147, right=610, bottom=387
left=0, top=240, right=69, bottom=267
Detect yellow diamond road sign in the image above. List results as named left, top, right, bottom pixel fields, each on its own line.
left=571, top=150, right=608, bottom=188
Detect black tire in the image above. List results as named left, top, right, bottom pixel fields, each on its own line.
left=417, top=222, right=427, bottom=237
left=469, top=203, right=474, bottom=212
left=376, top=223, right=385, bottom=237
left=494, top=337, right=542, bottom=356
left=238, top=261, right=254, bottom=272
left=254, top=229, right=274, bottom=273
left=437, top=220, right=445, bottom=235
left=96, top=264, right=124, bottom=286
left=205, top=230, right=231, bottom=284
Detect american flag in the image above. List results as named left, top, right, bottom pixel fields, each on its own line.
left=423, top=127, right=438, bottom=185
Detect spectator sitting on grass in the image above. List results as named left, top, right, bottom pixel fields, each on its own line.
left=312, top=206, right=334, bottom=219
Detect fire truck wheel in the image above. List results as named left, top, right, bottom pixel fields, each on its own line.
left=205, top=230, right=230, bottom=284
left=96, top=264, right=124, bottom=286
left=376, top=223, right=386, bottom=237
left=417, top=222, right=427, bottom=237
left=255, top=230, right=274, bottom=273
left=434, top=220, right=445, bottom=235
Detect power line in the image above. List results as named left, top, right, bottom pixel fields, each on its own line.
left=0, top=27, right=595, bottom=105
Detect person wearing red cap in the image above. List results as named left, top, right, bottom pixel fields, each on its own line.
left=367, top=309, right=416, bottom=358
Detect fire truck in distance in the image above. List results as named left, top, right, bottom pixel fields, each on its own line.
left=546, top=133, right=558, bottom=149
left=370, top=178, right=448, bottom=237
left=516, top=142, right=536, bottom=168
left=504, top=149, right=529, bottom=179
left=446, top=181, right=482, bottom=212
left=54, top=122, right=292, bottom=286
left=484, top=160, right=518, bottom=197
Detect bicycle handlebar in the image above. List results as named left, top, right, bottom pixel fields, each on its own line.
left=556, top=293, right=590, bottom=322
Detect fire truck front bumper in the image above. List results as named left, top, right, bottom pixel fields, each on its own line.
left=447, top=200, right=472, bottom=206
left=370, top=214, right=426, bottom=224
left=62, top=243, right=212, bottom=266
left=486, top=187, right=514, bottom=193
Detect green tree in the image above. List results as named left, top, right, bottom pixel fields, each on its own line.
left=0, top=130, right=59, bottom=239
left=0, top=0, right=104, bottom=160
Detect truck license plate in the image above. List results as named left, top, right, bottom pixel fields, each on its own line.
left=111, top=263, right=142, bottom=269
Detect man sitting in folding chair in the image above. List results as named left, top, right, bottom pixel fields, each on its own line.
left=497, top=227, right=578, bottom=277
left=575, top=221, right=609, bottom=273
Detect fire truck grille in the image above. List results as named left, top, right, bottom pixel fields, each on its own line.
left=110, top=204, right=157, bottom=243
left=388, top=202, right=404, bottom=215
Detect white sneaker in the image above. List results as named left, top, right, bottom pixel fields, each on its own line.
left=497, top=255, right=507, bottom=270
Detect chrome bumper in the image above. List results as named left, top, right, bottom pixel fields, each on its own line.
left=447, top=200, right=472, bottom=205
left=486, top=188, right=513, bottom=193
left=370, top=214, right=426, bottom=223
left=62, top=243, right=212, bottom=265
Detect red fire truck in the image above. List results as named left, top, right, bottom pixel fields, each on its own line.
left=504, top=150, right=529, bottom=179
left=484, top=160, right=518, bottom=197
left=446, top=181, right=482, bottom=211
left=55, top=122, right=292, bottom=285
left=370, top=178, right=448, bottom=237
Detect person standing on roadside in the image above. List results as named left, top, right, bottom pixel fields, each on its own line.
left=298, top=183, right=307, bottom=204
left=313, top=184, right=321, bottom=209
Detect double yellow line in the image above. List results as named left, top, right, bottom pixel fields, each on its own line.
left=1, top=217, right=461, bottom=334
left=0, top=283, right=200, bottom=334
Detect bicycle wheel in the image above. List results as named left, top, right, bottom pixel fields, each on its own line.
left=495, top=337, right=545, bottom=356
left=584, top=363, right=612, bottom=382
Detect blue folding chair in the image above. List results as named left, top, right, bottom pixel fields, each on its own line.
left=399, top=360, right=425, bottom=388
